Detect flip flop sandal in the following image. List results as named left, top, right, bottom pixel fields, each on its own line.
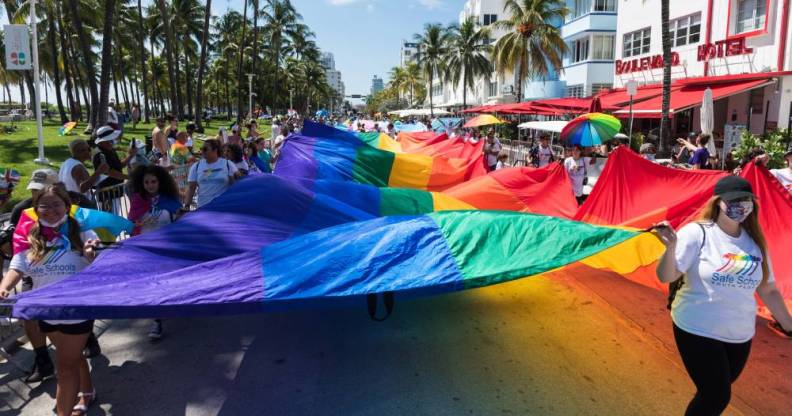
left=767, top=320, right=792, bottom=339
left=71, top=390, right=97, bottom=416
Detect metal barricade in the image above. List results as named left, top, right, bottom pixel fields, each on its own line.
left=91, top=182, right=131, bottom=218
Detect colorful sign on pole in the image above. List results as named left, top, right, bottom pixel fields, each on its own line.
left=3, top=25, right=31, bottom=70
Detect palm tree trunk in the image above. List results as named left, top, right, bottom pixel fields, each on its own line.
left=18, top=79, right=25, bottom=108
left=225, top=56, right=231, bottom=119
left=429, top=72, right=434, bottom=117
left=236, top=0, right=249, bottom=121
left=57, top=3, right=78, bottom=120
left=659, top=0, right=672, bottom=155
left=195, top=0, right=212, bottom=130
left=174, top=44, right=184, bottom=117
left=184, top=55, right=194, bottom=119
left=97, top=0, right=117, bottom=127
left=137, top=0, right=150, bottom=123
left=252, top=0, right=259, bottom=71
left=462, top=67, right=467, bottom=109
left=46, top=5, right=67, bottom=124
left=156, top=0, right=179, bottom=115
left=66, top=0, right=100, bottom=129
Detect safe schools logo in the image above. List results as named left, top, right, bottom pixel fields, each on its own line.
left=712, top=253, right=762, bottom=289
left=30, top=247, right=77, bottom=274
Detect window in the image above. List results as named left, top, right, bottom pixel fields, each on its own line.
left=571, top=37, right=590, bottom=63
left=749, top=88, right=764, bottom=114
left=670, top=13, right=701, bottom=47
left=488, top=80, right=498, bottom=97
left=567, top=84, right=585, bottom=98
left=573, top=0, right=591, bottom=18
left=622, top=27, right=651, bottom=58
left=482, top=14, right=498, bottom=25
left=592, top=35, right=614, bottom=60
left=591, top=83, right=612, bottom=94
left=736, top=0, right=767, bottom=33
left=482, top=38, right=494, bottom=46
left=404, top=50, right=411, bottom=56
left=432, top=84, right=443, bottom=97
left=593, top=0, right=616, bottom=11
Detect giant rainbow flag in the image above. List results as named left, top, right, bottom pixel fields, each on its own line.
left=446, top=164, right=578, bottom=218
left=275, top=121, right=485, bottom=191
left=7, top=209, right=662, bottom=320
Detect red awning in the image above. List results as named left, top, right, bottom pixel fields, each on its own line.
left=612, top=79, right=773, bottom=119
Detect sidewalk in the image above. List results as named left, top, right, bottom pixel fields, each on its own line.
left=1, top=269, right=786, bottom=415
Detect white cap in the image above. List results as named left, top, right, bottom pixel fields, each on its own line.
left=27, top=169, right=58, bottom=191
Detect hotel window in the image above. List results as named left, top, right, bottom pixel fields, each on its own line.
left=573, top=0, right=591, bottom=18
left=592, top=35, right=615, bottom=60
left=571, top=37, right=590, bottom=63
left=737, top=0, right=767, bottom=33
left=593, top=0, right=616, bottom=12
left=622, top=27, right=651, bottom=58
left=591, top=83, right=612, bottom=94
left=567, top=84, right=585, bottom=98
left=432, top=84, right=443, bottom=96
left=488, top=80, right=498, bottom=97
left=482, top=14, right=498, bottom=25
left=671, top=13, right=701, bottom=46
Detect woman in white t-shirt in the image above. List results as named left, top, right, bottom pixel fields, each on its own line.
left=183, top=139, right=238, bottom=210
left=563, top=145, right=591, bottom=205
left=654, top=176, right=792, bottom=416
left=0, top=185, right=102, bottom=416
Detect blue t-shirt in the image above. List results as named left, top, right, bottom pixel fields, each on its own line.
left=688, top=147, right=710, bottom=168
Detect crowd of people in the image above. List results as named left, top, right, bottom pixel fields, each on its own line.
left=0, top=110, right=791, bottom=415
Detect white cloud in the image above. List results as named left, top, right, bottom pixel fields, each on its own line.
left=417, top=0, right=444, bottom=9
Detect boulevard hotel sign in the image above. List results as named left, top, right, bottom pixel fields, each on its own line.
left=615, top=38, right=753, bottom=75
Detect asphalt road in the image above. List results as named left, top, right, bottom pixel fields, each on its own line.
left=1, top=266, right=788, bottom=415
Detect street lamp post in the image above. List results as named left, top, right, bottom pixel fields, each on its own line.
left=31, top=0, right=48, bottom=164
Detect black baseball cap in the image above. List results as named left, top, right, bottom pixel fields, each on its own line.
left=714, top=176, right=754, bottom=201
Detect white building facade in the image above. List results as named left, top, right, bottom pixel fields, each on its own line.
left=400, top=41, right=421, bottom=67
left=561, top=0, right=618, bottom=97
left=321, top=53, right=346, bottom=103
left=614, top=0, right=792, bottom=135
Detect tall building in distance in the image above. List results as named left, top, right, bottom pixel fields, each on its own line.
left=371, top=75, right=384, bottom=95
left=321, top=52, right=345, bottom=105
left=400, top=41, right=421, bottom=67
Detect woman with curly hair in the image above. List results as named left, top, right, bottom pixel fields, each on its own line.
left=128, top=165, right=181, bottom=236
left=127, top=165, right=181, bottom=340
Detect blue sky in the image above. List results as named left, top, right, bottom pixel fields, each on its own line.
left=1, top=0, right=464, bottom=103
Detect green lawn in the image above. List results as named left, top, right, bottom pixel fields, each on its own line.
left=0, top=118, right=270, bottom=212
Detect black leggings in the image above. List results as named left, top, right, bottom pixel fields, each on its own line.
left=673, top=324, right=752, bottom=416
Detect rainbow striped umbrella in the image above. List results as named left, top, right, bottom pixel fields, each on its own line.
left=58, top=121, right=77, bottom=136
left=560, top=113, right=621, bottom=147
left=463, top=114, right=504, bottom=128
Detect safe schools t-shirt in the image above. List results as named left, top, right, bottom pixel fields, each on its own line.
left=10, top=230, right=97, bottom=325
left=671, top=222, right=773, bottom=343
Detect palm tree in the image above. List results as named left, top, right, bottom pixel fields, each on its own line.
left=66, top=0, right=100, bottom=128
left=659, top=0, right=671, bottom=155
left=388, top=66, right=407, bottom=108
left=235, top=0, right=249, bottom=121
left=262, top=0, right=299, bottom=115
left=97, top=0, right=118, bottom=126
left=445, top=17, right=492, bottom=109
left=155, top=0, right=179, bottom=114
left=414, top=23, right=450, bottom=117
left=138, top=0, right=150, bottom=122
left=195, top=0, right=212, bottom=130
left=403, top=62, right=422, bottom=107
left=492, top=0, right=567, bottom=102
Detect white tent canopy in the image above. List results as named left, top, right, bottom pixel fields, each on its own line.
left=517, top=120, right=569, bottom=133
left=388, top=108, right=451, bottom=117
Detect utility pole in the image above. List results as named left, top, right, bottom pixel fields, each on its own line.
left=31, top=0, right=48, bottom=164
